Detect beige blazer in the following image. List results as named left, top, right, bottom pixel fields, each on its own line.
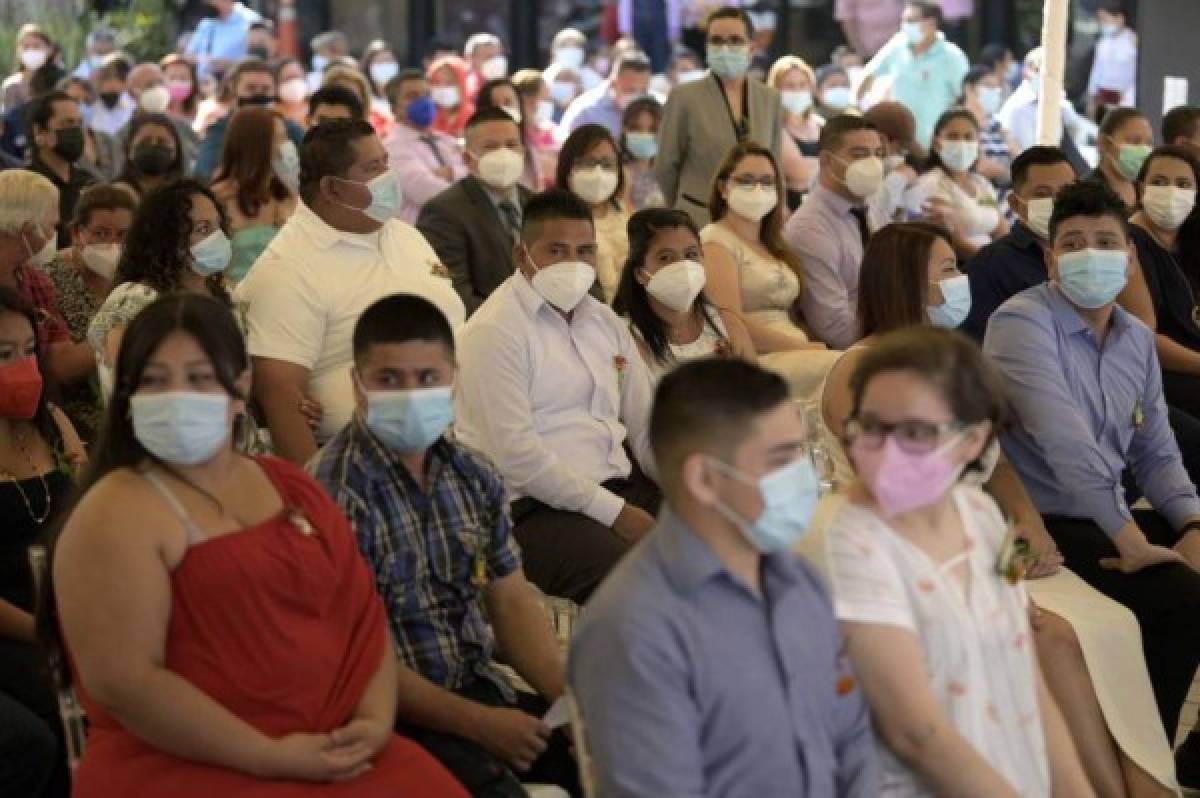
left=656, top=72, right=783, bottom=227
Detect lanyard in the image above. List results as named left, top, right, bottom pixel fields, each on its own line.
left=713, top=73, right=750, bottom=141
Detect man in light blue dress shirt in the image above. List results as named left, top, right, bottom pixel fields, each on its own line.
left=184, top=0, right=262, bottom=80
left=984, top=180, right=1200, bottom=757
left=569, top=358, right=877, bottom=797
left=554, top=52, right=652, bottom=144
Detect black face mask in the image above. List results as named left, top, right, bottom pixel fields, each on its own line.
left=52, top=126, right=85, bottom=162
left=132, top=142, right=175, bottom=176
left=237, top=93, right=275, bottom=108
left=248, top=45, right=269, bottom=60
left=99, top=91, right=121, bottom=110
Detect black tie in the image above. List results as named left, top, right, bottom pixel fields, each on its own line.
left=849, top=206, right=870, bottom=248
left=419, top=134, right=446, bottom=169
left=498, top=200, right=520, bottom=241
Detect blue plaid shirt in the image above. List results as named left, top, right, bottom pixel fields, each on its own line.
left=310, top=418, right=522, bottom=697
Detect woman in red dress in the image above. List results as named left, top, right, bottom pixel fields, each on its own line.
left=50, top=293, right=467, bottom=797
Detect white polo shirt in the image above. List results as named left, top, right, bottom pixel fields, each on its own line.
left=236, top=201, right=466, bottom=440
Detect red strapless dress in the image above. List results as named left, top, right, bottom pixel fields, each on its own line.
left=71, top=456, right=468, bottom=797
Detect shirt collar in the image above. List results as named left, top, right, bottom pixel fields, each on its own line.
left=350, top=413, right=453, bottom=487
left=1045, top=282, right=1133, bottom=338
left=1008, top=221, right=1044, bottom=253
left=291, top=200, right=382, bottom=252
left=811, top=181, right=860, bottom=214
left=510, top=266, right=599, bottom=323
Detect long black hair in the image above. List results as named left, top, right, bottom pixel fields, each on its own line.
left=612, top=208, right=726, bottom=366
left=115, top=178, right=231, bottom=303
left=37, top=294, right=249, bottom=679
left=924, top=107, right=980, bottom=174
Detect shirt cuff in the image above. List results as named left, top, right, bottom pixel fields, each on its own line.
left=584, top=487, right=625, bottom=528
left=1159, top=496, right=1200, bottom=533
left=1096, top=486, right=1134, bottom=539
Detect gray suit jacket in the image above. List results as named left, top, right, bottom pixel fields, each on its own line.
left=417, top=175, right=533, bottom=315
left=656, top=73, right=783, bottom=227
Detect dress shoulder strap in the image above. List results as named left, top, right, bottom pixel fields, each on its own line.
left=142, top=470, right=206, bottom=546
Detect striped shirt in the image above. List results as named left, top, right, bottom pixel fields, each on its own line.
left=310, top=418, right=522, bottom=698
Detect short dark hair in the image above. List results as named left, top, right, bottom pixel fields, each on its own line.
left=72, top=182, right=138, bottom=229
left=978, top=43, right=1011, bottom=70
left=307, top=84, right=365, bottom=120
left=384, top=69, right=426, bottom=106
left=26, top=90, right=74, bottom=134
left=857, top=222, right=953, bottom=338
left=704, top=7, right=754, bottom=39
left=464, top=106, right=520, bottom=135
left=650, top=358, right=788, bottom=491
left=848, top=327, right=1008, bottom=460
left=298, top=117, right=376, bottom=204
left=817, top=114, right=878, bottom=154
left=224, top=57, right=274, bottom=94
left=520, top=189, right=593, bottom=245
left=1010, top=145, right=1073, bottom=192
left=1163, top=106, right=1200, bottom=145
left=906, top=0, right=944, bottom=25
left=1135, top=145, right=1200, bottom=191
left=556, top=124, right=625, bottom=208
left=249, top=19, right=276, bottom=35
left=353, top=294, right=455, bottom=363
left=1097, top=0, right=1125, bottom=14
left=1099, top=106, right=1145, bottom=138
left=1048, top=179, right=1130, bottom=242
left=924, top=107, right=980, bottom=173
left=962, top=65, right=991, bottom=92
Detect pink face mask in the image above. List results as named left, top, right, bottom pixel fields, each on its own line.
left=849, top=431, right=967, bottom=517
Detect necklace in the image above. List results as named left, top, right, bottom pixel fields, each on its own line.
left=2, top=430, right=52, bottom=525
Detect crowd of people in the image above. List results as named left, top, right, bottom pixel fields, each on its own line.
left=1, top=0, right=1199, bottom=795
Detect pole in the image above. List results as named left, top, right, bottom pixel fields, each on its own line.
left=1036, top=0, right=1069, bottom=146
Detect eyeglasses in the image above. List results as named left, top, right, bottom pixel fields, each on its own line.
left=575, top=157, right=617, bottom=171
left=728, top=175, right=776, bottom=189
left=844, top=417, right=962, bottom=454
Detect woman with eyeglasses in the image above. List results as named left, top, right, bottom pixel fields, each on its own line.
left=701, top=141, right=839, bottom=399
left=811, top=223, right=1182, bottom=796
left=557, top=124, right=630, bottom=302
left=820, top=326, right=1091, bottom=797
left=49, top=293, right=467, bottom=797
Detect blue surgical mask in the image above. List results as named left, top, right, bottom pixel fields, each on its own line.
left=190, top=230, right=232, bottom=277
left=131, top=392, right=230, bottom=465
left=272, top=140, right=300, bottom=190
left=978, top=85, right=1004, bottom=116
left=902, top=21, right=925, bottom=45
left=710, top=456, right=820, bottom=552
left=406, top=95, right=436, bottom=129
left=1056, top=248, right=1128, bottom=309
left=338, top=171, right=402, bottom=223
left=364, top=385, right=454, bottom=452
left=707, top=46, right=750, bottom=80
left=625, top=131, right=658, bottom=160
left=927, top=274, right=971, bottom=329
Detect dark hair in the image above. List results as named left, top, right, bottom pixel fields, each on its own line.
left=1175, top=201, right=1200, bottom=297
left=116, top=178, right=231, bottom=302
left=1163, top=106, right=1200, bottom=145
left=815, top=64, right=848, bottom=91
left=817, top=113, right=879, bottom=154
left=1097, top=0, right=1125, bottom=14
left=857, top=222, right=953, bottom=338
left=306, top=84, right=365, bottom=120
left=25, top=90, right=74, bottom=135
left=620, top=96, right=663, bottom=160
left=650, top=358, right=787, bottom=489
left=71, top=182, right=138, bottom=230
left=1010, top=145, right=1073, bottom=192
left=223, top=57, right=274, bottom=96
left=520, top=188, right=593, bottom=244
left=465, top=105, right=520, bottom=134
left=925, top=107, right=980, bottom=173
left=97, top=52, right=133, bottom=83
left=272, top=56, right=304, bottom=85
left=961, top=64, right=991, bottom=100
left=353, top=294, right=455, bottom=362
left=298, top=117, right=376, bottom=205
left=1048, top=179, right=1131, bottom=242
left=0, top=287, right=61, bottom=459
left=978, top=43, right=1011, bottom=71
left=384, top=69, right=426, bottom=107
left=708, top=141, right=803, bottom=283
left=159, top=54, right=200, bottom=117
left=1099, top=106, right=1146, bottom=138
left=117, top=112, right=186, bottom=191
left=613, top=209, right=725, bottom=365
left=250, top=19, right=276, bottom=35
left=848, top=326, right=1008, bottom=447
left=556, top=124, right=625, bottom=209
left=29, top=57, right=66, bottom=99
left=704, top=7, right=755, bottom=38
left=474, top=77, right=531, bottom=154
left=1134, top=145, right=1200, bottom=212
left=905, top=0, right=944, bottom=25
left=213, top=107, right=292, bottom=217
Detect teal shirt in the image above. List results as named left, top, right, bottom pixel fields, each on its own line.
left=227, top=225, right=280, bottom=283
left=865, top=32, right=969, bottom=147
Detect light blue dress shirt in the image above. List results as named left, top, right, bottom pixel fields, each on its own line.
left=185, top=2, right=262, bottom=79
left=984, top=282, right=1200, bottom=537
left=555, top=83, right=623, bottom=142
left=568, top=508, right=877, bottom=798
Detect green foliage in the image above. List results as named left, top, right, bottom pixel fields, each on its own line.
left=0, top=0, right=176, bottom=73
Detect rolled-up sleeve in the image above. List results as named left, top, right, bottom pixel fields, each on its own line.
left=984, top=307, right=1132, bottom=536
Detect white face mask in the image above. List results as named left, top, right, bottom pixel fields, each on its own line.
left=1023, top=196, right=1054, bottom=239
left=822, top=86, right=853, bottom=110
left=938, top=139, right=979, bottom=173
left=81, top=242, right=121, bottom=279
left=527, top=254, right=596, bottom=312
left=279, top=77, right=308, bottom=105
left=780, top=89, right=813, bottom=115
left=569, top=166, right=619, bottom=205
left=535, top=99, right=555, bottom=126
left=1142, top=185, right=1197, bottom=232
left=550, top=80, right=577, bottom=106
left=645, top=259, right=706, bottom=312
left=837, top=155, right=885, bottom=199
left=24, top=225, right=55, bottom=267
left=481, top=55, right=509, bottom=80
left=555, top=46, right=585, bottom=70
left=140, top=85, right=171, bottom=114
left=727, top=186, right=778, bottom=221
left=474, top=147, right=524, bottom=189
left=431, top=85, right=461, bottom=108
left=369, top=61, right=399, bottom=88
left=20, top=48, right=47, bottom=71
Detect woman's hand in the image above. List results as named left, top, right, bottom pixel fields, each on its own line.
left=260, top=730, right=381, bottom=783
left=1016, top=522, right=1063, bottom=579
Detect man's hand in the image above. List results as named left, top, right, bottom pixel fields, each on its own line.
left=612, top=503, right=655, bottom=543
left=1102, top=523, right=1188, bottom=573
left=1174, top=525, right=1200, bottom=571
left=470, top=707, right=550, bottom=773
left=1017, top=521, right=1063, bottom=579
left=432, top=166, right=454, bottom=181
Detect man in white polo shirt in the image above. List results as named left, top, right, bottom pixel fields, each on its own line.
left=237, top=118, right=465, bottom=464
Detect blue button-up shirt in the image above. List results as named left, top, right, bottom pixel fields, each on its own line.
left=984, top=282, right=1200, bottom=536
left=184, top=2, right=262, bottom=79
left=555, top=83, right=623, bottom=142
left=568, top=509, right=877, bottom=798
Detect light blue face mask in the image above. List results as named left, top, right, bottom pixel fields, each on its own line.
left=190, top=229, right=232, bottom=277
left=710, top=456, right=820, bottom=552
left=625, top=131, right=658, bottom=160
left=340, top=170, right=402, bottom=223
left=978, top=85, right=1004, bottom=116
left=1056, top=248, right=1128, bottom=309
left=707, top=46, right=750, bottom=80
left=272, top=140, right=300, bottom=191
left=364, top=385, right=454, bottom=452
left=927, top=274, right=972, bottom=329
left=131, top=391, right=230, bottom=465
